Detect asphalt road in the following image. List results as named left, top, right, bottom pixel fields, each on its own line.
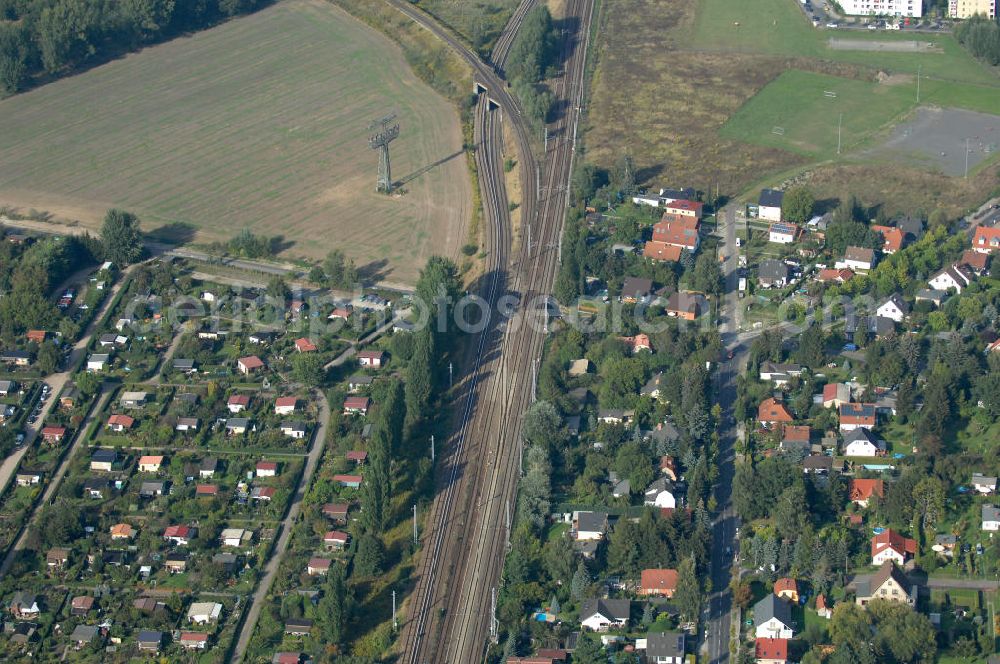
left=228, top=388, right=331, bottom=663
left=704, top=204, right=744, bottom=664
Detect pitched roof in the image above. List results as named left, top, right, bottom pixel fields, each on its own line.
left=817, top=267, right=854, bottom=282
left=755, top=638, right=789, bottom=660
left=275, top=396, right=297, bottom=408
left=867, top=560, right=911, bottom=596
left=759, top=259, right=789, bottom=281
left=640, top=568, right=678, bottom=593
left=844, top=245, right=875, bottom=263
left=872, top=528, right=917, bottom=556
left=107, top=414, right=134, bottom=428
left=642, top=241, right=682, bottom=262
left=823, top=382, right=850, bottom=402
left=759, top=188, right=784, bottom=208
left=579, top=598, right=630, bottom=622
left=849, top=478, right=884, bottom=502
left=774, top=578, right=798, bottom=596
left=872, top=225, right=904, bottom=253
left=961, top=249, right=991, bottom=271
left=758, top=398, right=793, bottom=423
left=753, top=594, right=792, bottom=627
left=840, top=403, right=876, bottom=423
left=646, top=631, right=686, bottom=658
left=782, top=425, right=810, bottom=443
left=621, top=277, right=654, bottom=298
left=294, top=338, right=317, bottom=352
left=238, top=355, right=264, bottom=369
left=882, top=293, right=910, bottom=314
left=973, top=225, right=1000, bottom=251
left=228, top=394, right=251, bottom=406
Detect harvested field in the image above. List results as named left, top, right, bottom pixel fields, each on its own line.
left=0, top=0, right=472, bottom=284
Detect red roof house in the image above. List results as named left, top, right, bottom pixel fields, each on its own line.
left=237, top=356, right=264, bottom=374
left=358, top=350, right=385, bottom=368
left=639, top=568, right=678, bottom=597
left=973, top=225, right=1000, bottom=253
left=871, top=528, right=917, bottom=565
left=343, top=396, right=371, bottom=415
left=41, top=426, right=66, bottom=443
left=294, top=338, right=317, bottom=353
left=872, top=225, right=904, bottom=254
left=755, top=638, right=789, bottom=664
left=107, top=414, right=135, bottom=431
left=849, top=479, right=884, bottom=506
left=758, top=398, right=793, bottom=425
left=773, top=578, right=799, bottom=602
left=642, top=241, right=682, bottom=262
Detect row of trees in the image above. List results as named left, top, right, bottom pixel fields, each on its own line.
left=505, top=5, right=558, bottom=129
left=955, top=15, right=1000, bottom=66
left=0, top=0, right=268, bottom=94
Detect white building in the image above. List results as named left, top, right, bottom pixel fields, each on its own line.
left=876, top=294, right=909, bottom=322
left=839, top=0, right=923, bottom=16
left=758, top=189, right=784, bottom=222
left=928, top=265, right=973, bottom=293
left=950, top=0, right=995, bottom=19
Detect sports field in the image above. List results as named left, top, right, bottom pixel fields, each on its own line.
left=689, top=0, right=998, bottom=86
left=721, top=69, right=1000, bottom=159
left=585, top=0, right=1000, bottom=216
left=0, top=0, right=472, bottom=284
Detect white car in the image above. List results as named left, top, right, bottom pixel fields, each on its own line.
left=735, top=237, right=742, bottom=247
left=826, top=22, right=839, bottom=28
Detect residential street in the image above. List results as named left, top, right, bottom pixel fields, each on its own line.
left=227, top=389, right=331, bottom=663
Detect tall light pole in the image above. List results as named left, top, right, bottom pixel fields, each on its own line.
left=412, top=504, right=418, bottom=545
left=966, top=138, right=971, bottom=179
left=916, top=64, right=921, bottom=103
left=837, top=113, right=843, bottom=155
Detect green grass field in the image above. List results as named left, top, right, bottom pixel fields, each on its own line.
left=689, top=0, right=1000, bottom=86
left=0, top=0, right=472, bottom=284
left=721, top=69, right=1000, bottom=158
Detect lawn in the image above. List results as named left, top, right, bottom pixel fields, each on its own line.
left=0, top=0, right=472, bottom=285
left=722, top=70, right=1000, bottom=159
left=688, top=0, right=1000, bottom=86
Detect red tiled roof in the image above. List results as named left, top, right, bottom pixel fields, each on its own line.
left=961, top=249, right=990, bottom=271
left=228, top=394, right=251, bottom=406
left=642, top=241, right=682, bottom=262
left=257, top=461, right=278, bottom=471
left=652, top=218, right=700, bottom=249
left=782, top=425, right=810, bottom=442
left=107, top=414, right=135, bottom=428
left=324, top=530, right=349, bottom=543
left=294, top=338, right=317, bottom=352
left=872, top=528, right=917, bottom=557
left=758, top=398, right=793, bottom=423
left=275, top=396, right=296, bottom=408
left=196, top=484, right=218, bottom=496
left=640, top=568, right=678, bottom=594
left=973, top=225, right=1000, bottom=251
left=42, top=426, right=66, bottom=437
left=755, top=638, right=789, bottom=660
left=774, top=578, right=798, bottom=594
left=358, top=350, right=384, bottom=360
left=664, top=199, right=703, bottom=214
left=849, top=479, right=884, bottom=502
left=346, top=451, right=368, bottom=462
left=163, top=525, right=191, bottom=538
left=343, top=396, right=370, bottom=410
left=238, top=355, right=264, bottom=369
left=334, top=474, right=363, bottom=485
left=872, top=225, right=904, bottom=253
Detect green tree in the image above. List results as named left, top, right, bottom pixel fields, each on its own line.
left=291, top=353, right=324, bottom=386
left=354, top=533, right=385, bottom=577
left=100, top=209, right=143, bottom=266
left=37, top=342, right=60, bottom=374
left=570, top=559, right=590, bottom=600
left=782, top=186, right=815, bottom=224
left=673, top=554, right=701, bottom=623
left=522, top=400, right=566, bottom=451
left=571, top=633, right=605, bottom=664
left=266, top=275, right=289, bottom=300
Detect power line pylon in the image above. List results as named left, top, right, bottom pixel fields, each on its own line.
left=368, top=112, right=400, bottom=193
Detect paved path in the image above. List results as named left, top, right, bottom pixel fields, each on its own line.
left=0, top=388, right=112, bottom=574
left=324, top=309, right=410, bottom=370
left=227, top=389, right=331, bottom=663
left=0, top=267, right=133, bottom=497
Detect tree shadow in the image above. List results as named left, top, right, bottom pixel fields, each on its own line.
left=268, top=235, right=295, bottom=254
left=814, top=197, right=841, bottom=216
left=358, top=259, right=391, bottom=284
left=636, top=164, right=667, bottom=185
left=145, top=221, right=197, bottom=246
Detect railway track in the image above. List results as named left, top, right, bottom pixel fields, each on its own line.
left=490, top=0, right=536, bottom=72
left=389, top=1, right=594, bottom=662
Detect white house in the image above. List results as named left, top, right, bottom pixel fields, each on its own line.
left=871, top=529, right=916, bottom=566
left=187, top=602, right=222, bottom=625
left=220, top=528, right=249, bottom=547
left=973, top=473, right=998, bottom=495
left=983, top=505, right=1000, bottom=531
left=758, top=189, right=784, bottom=222
left=928, top=264, right=973, bottom=294
left=87, top=354, right=110, bottom=372
left=274, top=397, right=297, bottom=415
left=579, top=598, right=630, bottom=632
left=754, top=595, right=794, bottom=640
left=643, top=478, right=677, bottom=509
left=843, top=428, right=883, bottom=457
left=768, top=223, right=797, bottom=244
left=574, top=511, right=608, bottom=541
left=876, top=294, right=909, bottom=323
left=840, top=246, right=875, bottom=272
